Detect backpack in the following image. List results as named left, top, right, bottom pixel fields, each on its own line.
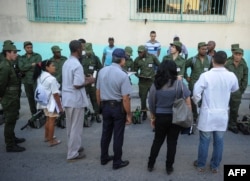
left=34, top=76, right=50, bottom=106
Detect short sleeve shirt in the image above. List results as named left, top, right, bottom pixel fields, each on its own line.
left=62, top=56, right=89, bottom=108
left=96, top=63, right=132, bottom=101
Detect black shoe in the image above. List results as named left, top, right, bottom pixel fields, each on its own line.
left=15, top=137, right=26, bottom=144
left=113, top=160, right=129, bottom=170
left=166, top=166, right=174, bottom=175
left=229, top=127, right=239, bottom=134
left=101, top=155, right=114, bottom=165
left=142, top=112, right=147, bottom=121
left=6, top=145, right=26, bottom=152
left=96, top=115, right=102, bottom=123
left=147, top=166, right=154, bottom=172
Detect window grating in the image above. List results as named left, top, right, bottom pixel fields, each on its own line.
left=26, top=0, right=86, bottom=23
left=130, top=0, right=236, bottom=23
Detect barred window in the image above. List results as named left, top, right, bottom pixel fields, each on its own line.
left=26, top=0, right=86, bottom=23
left=130, top=0, right=236, bottom=23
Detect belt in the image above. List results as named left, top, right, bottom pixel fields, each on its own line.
left=102, top=100, right=122, bottom=103
left=6, top=87, right=20, bottom=91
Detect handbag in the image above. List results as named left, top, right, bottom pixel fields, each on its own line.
left=172, top=81, right=193, bottom=128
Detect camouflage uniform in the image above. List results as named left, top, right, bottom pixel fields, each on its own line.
left=80, top=43, right=103, bottom=122
left=134, top=45, right=160, bottom=120
left=0, top=44, right=25, bottom=152
left=225, top=48, right=248, bottom=133
left=19, top=41, right=42, bottom=115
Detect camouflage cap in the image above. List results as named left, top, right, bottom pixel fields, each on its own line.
left=124, top=46, right=133, bottom=56
left=170, top=41, right=182, bottom=49
left=138, top=45, right=146, bottom=52
left=198, top=42, right=207, bottom=48
left=23, top=41, right=32, bottom=48
left=231, top=44, right=240, bottom=51
left=51, top=45, right=62, bottom=52
left=233, top=48, right=243, bottom=54
left=85, top=43, right=93, bottom=53
left=3, top=44, right=21, bottom=51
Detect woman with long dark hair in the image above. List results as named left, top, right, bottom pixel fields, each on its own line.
left=33, top=60, right=63, bottom=147
left=147, top=60, right=191, bottom=174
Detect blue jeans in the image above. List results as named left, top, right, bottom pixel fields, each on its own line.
left=197, top=131, right=224, bottom=169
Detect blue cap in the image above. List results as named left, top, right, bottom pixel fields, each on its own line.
left=112, top=48, right=127, bottom=59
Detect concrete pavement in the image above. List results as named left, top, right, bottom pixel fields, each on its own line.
left=0, top=85, right=250, bottom=181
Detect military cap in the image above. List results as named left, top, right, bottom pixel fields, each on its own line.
left=3, top=44, right=20, bottom=51
left=124, top=46, right=133, bottom=56
left=231, top=44, right=240, bottom=51
left=51, top=45, right=62, bottom=52
left=138, top=45, right=146, bottom=52
left=85, top=43, right=93, bottom=54
left=112, top=48, right=126, bottom=59
left=3, top=40, right=14, bottom=46
left=198, top=42, right=207, bottom=48
left=170, top=41, right=182, bottom=49
left=23, top=41, right=32, bottom=48
left=233, top=48, right=243, bottom=54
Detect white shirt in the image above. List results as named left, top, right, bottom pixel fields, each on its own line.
left=37, top=71, right=60, bottom=112
left=192, top=67, right=239, bottom=131
left=62, top=55, right=89, bottom=108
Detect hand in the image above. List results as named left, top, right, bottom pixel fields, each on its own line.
left=186, top=77, right=191, bottom=82
left=150, top=118, right=155, bottom=128
left=85, top=75, right=95, bottom=85
left=177, top=75, right=183, bottom=80
left=31, top=63, right=36, bottom=67
left=126, top=113, right=132, bottom=125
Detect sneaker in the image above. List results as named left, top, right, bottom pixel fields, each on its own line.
left=67, top=152, right=86, bottom=162
left=6, top=145, right=26, bottom=152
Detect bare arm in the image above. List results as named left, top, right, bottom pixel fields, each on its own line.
left=122, top=94, right=132, bottom=125
left=53, top=93, right=63, bottom=112
left=96, top=89, right=101, bottom=106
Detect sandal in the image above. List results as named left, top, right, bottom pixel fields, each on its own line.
left=44, top=135, right=56, bottom=142
left=211, top=168, right=218, bottom=173
left=48, top=139, right=61, bottom=147
left=193, top=160, right=205, bottom=172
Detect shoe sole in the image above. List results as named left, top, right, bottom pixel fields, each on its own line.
left=67, top=154, right=86, bottom=162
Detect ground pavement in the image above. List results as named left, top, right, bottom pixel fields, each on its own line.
left=0, top=85, right=249, bottom=181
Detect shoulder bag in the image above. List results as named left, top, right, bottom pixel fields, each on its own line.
left=172, top=80, right=193, bottom=128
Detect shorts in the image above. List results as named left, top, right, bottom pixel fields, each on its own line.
left=43, top=108, right=59, bottom=118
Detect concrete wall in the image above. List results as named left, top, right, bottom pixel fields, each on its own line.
left=0, top=0, right=249, bottom=48
left=0, top=0, right=249, bottom=85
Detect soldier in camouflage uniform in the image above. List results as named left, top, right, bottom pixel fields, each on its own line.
left=80, top=43, right=103, bottom=123
left=0, top=44, right=26, bottom=152
left=134, top=45, right=160, bottom=120
left=19, top=41, right=42, bottom=115
left=124, top=46, right=134, bottom=72
left=162, top=41, right=185, bottom=78
left=49, top=45, right=67, bottom=87
left=225, top=48, right=248, bottom=134
left=185, top=42, right=212, bottom=121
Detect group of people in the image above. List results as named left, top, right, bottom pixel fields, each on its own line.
left=0, top=32, right=248, bottom=173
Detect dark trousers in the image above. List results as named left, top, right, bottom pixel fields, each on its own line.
left=100, top=101, right=126, bottom=166
left=24, top=83, right=37, bottom=115
left=148, top=114, right=181, bottom=168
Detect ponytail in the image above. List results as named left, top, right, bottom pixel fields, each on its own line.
left=33, top=60, right=52, bottom=82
